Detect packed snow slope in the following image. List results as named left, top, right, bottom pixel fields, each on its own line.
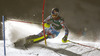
left=0, top=20, right=100, bottom=56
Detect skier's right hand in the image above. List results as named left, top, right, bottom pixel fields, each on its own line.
left=44, top=23, right=50, bottom=28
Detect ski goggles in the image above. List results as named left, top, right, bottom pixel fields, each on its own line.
left=51, top=11, right=59, bottom=15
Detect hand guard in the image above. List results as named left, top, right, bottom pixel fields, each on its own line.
left=62, top=35, right=69, bottom=43
left=42, top=23, right=50, bottom=28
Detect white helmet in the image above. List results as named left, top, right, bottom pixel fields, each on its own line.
left=51, top=8, right=59, bottom=15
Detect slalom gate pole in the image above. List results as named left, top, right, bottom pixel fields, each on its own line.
left=2, top=16, right=6, bottom=56
left=42, top=0, right=47, bottom=46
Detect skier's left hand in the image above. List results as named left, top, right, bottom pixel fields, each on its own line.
left=62, top=35, right=69, bottom=43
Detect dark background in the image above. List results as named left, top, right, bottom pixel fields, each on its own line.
left=0, top=0, right=100, bottom=41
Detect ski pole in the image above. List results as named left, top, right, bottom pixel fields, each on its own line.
left=69, top=40, right=99, bottom=50
left=42, top=0, right=47, bottom=46
left=2, top=16, right=6, bottom=56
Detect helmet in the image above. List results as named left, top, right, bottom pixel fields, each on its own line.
left=51, top=8, right=59, bottom=15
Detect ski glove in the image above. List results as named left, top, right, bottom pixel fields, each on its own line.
left=62, top=35, right=69, bottom=43
left=42, top=23, right=50, bottom=28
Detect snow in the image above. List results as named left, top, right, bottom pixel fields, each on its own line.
left=0, top=20, right=100, bottom=56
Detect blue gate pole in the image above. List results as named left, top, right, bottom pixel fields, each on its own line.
left=2, top=16, right=6, bottom=56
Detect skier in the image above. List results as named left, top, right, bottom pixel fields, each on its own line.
left=26, top=8, right=69, bottom=43
left=14, top=8, right=69, bottom=47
